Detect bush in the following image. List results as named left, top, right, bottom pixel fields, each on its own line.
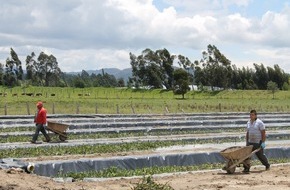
left=282, top=82, right=289, bottom=91
left=132, top=176, right=174, bottom=190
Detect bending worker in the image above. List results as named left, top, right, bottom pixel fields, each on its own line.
left=243, top=109, right=270, bottom=173
left=31, top=101, right=51, bottom=143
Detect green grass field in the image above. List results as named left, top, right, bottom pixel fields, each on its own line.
left=0, top=86, right=290, bottom=115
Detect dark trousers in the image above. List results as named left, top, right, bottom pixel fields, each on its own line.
left=244, top=142, right=270, bottom=169
left=32, top=124, right=50, bottom=142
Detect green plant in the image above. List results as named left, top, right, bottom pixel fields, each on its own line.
left=1, top=124, right=289, bottom=144
left=131, top=176, right=174, bottom=190
left=57, top=157, right=290, bottom=179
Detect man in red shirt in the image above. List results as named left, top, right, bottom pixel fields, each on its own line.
left=31, top=102, right=51, bottom=143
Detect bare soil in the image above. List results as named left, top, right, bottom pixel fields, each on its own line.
left=1, top=164, right=290, bottom=190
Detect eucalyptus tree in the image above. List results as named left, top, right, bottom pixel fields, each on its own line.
left=240, top=66, right=257, bottom=89
left=155, top=48, right=175, bottom=89
left=0, top=63, right=3, bottom=85
left=38, top=52, right=62, bottom=86
left=253, top=63, right=268, bottom=89
left=117, top=78, right=125, bottom=87
left=267, top=64, right=288, bottom=89
left=129, top=48, right=175, bottom=89
left=101, top=73, right=118, bottom=87
left=79, top=70, right=92, bottom=87
left=26, top=52, right=62, bottom=86
left=231, top=64, right=242, bottom=89
left=177, top=55, right=194, bottom=86
left=3, top=48, right=23, bottom=86
left=129, top=52, right=143, bottom=88
left=193, top=60, right=206, bottom=90
left=26, top=52, right=38, bottom=85
left=194, top=44, right=232, bottom=90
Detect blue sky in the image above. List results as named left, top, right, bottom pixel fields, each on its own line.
left=1, top=0, right=290, bottom=73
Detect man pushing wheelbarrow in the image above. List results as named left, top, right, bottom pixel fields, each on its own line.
left=243, top=109, right=270, bottom=173
left=31, top=101, right=51, bottom=143
left=221, top=110, right=270, bottom=174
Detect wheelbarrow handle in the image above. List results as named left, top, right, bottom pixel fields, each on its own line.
left=252, top=148, right=261, bottom=154
left=228, top=148, right=261, bottom=170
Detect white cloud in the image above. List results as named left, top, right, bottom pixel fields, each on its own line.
left=0, top=0, right=290, bottom=73
left=222, top=0, right=251, bottom=7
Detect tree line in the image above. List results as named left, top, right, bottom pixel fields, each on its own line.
left=0, top=48, right=124, bottom=88
left=129, top=45, right=289, bottom=97
left=0, top=45, right=289, bottom=95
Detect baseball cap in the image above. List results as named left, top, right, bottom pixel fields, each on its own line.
left=36, top=101, right=43, bottom=107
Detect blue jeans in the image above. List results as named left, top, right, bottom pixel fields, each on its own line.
left=32, top=124, right=50, bottom=142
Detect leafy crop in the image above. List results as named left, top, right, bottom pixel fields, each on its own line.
left=131, top=176, right=174, bottom=190
left=59, top=164, right=223, bottom=179
left=0, top=127, right=35, bottom=133
left=1, top=126, right=289, bottom=143
left=0, top=138, right=241, bottom=158
left=58, top=157, right=290, bottom=179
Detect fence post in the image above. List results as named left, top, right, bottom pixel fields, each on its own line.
left=165, top=106, right=169, bottom=114
left=131, top=105, right=135, bottom=114
left=4, top=103, right=7, bottom=115
left=52, top=103, right=55, bottom=114
left=26, top=102, right=30, bottom=115
left=116, top=104, right=119, bottom=114
left=76, top=104, right=80, bottom=114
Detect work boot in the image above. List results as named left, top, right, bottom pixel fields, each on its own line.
left=222, top=165, right=227, bottom=170
left=242, top=168, right=250, bottom=174
left=43, top=138, right=51, bottom=142
left=30, top=140, right=36, bottom=144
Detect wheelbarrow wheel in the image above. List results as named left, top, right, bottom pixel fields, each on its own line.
left=59, top=133, right=67, bottom=141
left=226, top=160, right=236, bottom=174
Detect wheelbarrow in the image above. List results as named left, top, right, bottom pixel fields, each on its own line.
left=46, top=121, right=69, bottom=141
left=220, top=145, right=261, bottom=174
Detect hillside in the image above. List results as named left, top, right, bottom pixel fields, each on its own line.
left=67, top=68, right=132, bottom=81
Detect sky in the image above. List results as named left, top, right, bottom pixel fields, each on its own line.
left=1, top=0, right=290, bottom=73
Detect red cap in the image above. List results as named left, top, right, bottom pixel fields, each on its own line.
left=36, top=102, right=43, bottom=107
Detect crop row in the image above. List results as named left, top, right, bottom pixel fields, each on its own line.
left=0, top=126, right=289, bottom=143
left=0, top=139, right=241, bottom=158
left=3, top=135, right=290, bottom=158
left=0, top=128, right=244, bottom=143
left=58, top=158, right=290, bottom=179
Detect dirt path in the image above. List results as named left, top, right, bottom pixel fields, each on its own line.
left=0, top=164, right=290, bottom=190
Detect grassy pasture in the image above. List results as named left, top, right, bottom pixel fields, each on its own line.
left=0, top=86, right=290, bottom=115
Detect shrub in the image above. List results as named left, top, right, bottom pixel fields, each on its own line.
left=131, top=176, right=174, bottom=190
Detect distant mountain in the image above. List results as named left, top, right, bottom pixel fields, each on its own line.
left=66, top=68, right=132, bottom=81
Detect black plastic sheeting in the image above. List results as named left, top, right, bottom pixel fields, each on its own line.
left=2, top=112, right=290, bottom=127
left=33, top=147, right=290, bottom=177
left=0, top=158, right=28, bottom=169
left=0, top=158, right=34, bottom=173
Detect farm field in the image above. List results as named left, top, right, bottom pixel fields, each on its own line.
left=0, top=164, right=290, bottom=190
left=1, top=86, right=290, bottom=115
left=0, top=112, right=290, bottom=189
left=1, top=87, right=290, bottom=189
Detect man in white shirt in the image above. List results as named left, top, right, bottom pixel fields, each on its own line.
left=243, top=110, right=270, bottom=173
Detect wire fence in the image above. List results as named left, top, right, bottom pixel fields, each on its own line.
left=0, top=101, right=289, bottom=115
